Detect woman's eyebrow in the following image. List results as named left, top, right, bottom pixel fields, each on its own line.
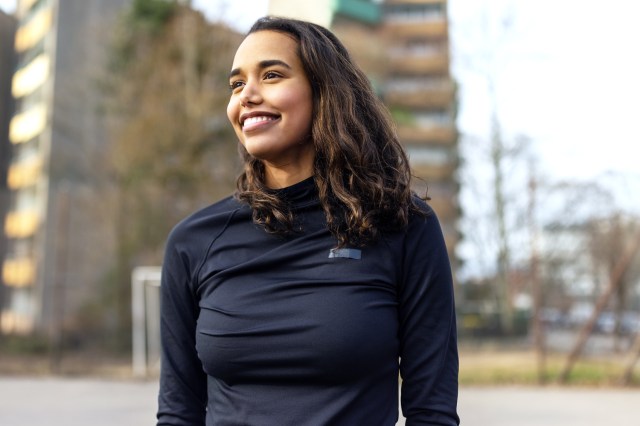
left=229, top=59, right=292, bottom=79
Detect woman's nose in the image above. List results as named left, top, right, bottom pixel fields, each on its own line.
left=240, top=80, right=262, bottom=106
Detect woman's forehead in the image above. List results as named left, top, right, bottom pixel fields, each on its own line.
left=231, top=31, right=300, bottom=70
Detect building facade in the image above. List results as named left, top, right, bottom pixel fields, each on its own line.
left=0, top=10, right=18, bottom=334
left=268, top=0, right=460, bottom=264
left=1, top=0, right=129, bottom=335
left=382, top=0, right=459, bottom=259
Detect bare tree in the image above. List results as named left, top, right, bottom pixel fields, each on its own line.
left=586, top=215, right=640, bottom=351
left=101, top=1, right=243, bottom=345
left=453, top=2, right=535, bottom=334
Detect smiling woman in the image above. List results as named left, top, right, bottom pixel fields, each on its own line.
left=226, top=30, right=314, bottom=188
left=157, top=16, right=459, bottom=426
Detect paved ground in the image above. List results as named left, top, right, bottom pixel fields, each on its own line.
left=457, top=386, right=638, bottom=425
left=0, top=377, right=637, bottom=425
left=0, top=377, right=157, bottom=426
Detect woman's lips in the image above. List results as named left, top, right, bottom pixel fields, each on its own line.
left=242, top=115, right=280, bottom=132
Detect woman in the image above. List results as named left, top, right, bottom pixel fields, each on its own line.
left=157, top=16, right=459, bottom=426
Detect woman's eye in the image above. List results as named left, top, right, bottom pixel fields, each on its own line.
left=264, top=71, right=280, bottom=80
left=229, top=81, right=244, bottom=91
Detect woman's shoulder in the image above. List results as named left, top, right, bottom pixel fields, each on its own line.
left=408, top=194, right=438, bottom=225
left=166, top=194, right=247, bottom=250
left=380, top=195, right=442, bottom=248
left=403, top=195, right=448, bottom=247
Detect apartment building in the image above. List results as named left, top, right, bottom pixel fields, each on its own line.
left=268, top=0, right=460, bottom=264
left=0, top=10, right=18, bottom=332
left=2, top=0, right=129, bottom=334
left=382, top=0, right=459, bottom=259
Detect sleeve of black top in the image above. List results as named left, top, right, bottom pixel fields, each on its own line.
left=157, top=227, right=207, bottom=426
left=398, top=208, right=460, bottom=425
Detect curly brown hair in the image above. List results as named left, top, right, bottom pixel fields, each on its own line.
left=235, top=16, right=422, bottom=247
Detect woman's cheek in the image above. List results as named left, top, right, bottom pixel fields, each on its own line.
left=226, top=99, right=236, bottom=126
left=226, top=99, right=244, bottom=142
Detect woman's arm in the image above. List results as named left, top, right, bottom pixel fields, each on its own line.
left=398, top=208, right=460, bottom=426
left=157, top=230, right=207, bottom=425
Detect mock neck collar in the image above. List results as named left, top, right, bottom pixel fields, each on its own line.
left=271, top=176, right=317, bottom=207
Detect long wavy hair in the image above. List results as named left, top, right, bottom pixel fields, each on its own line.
left=235, top=16, right=423, bottom=247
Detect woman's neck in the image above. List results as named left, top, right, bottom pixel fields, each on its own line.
left=262, top=150, right=315, bottom=189
left=264, top=167, right=314, bottom=189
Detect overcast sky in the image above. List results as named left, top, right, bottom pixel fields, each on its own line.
left=0, top=0, right=12, bottom=13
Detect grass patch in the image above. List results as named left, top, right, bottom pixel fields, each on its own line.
left=0, top=334, right=50, bottom=355
left=459, top=349, right=640, bottom=386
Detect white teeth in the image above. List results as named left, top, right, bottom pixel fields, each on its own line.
left=243, top=116, right=275, bottom=126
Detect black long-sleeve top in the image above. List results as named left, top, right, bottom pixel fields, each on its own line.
left=157, top=177, right=459, bottom=425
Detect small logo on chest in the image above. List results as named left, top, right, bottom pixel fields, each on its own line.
left=328, top=248, right=362, bottom=260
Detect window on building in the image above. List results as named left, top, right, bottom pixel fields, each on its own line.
left=22, top=0, right=47, bottom=24
left=12, top=186, right=39, bottom=212
left=7, top=236, right=36, bottom=259
left=14, top=85, right=44, bottom=112
left=12, top=53, right=50, bottom=99
left=15, top=4, right=51, bottom=53
left=15, top=38, right=45, bottom=71
left=391, top=39, right=447, bottom=57
left=9, top=103, right=47, bottom=144
left=11, top=136, right=41, bottom=163
left=385, top=3, right=444, bottom=23
left=386, top=75, right=448, bottom=92
left=414, top=108, right=452, bottom=127
left=406, top=145, right=454, bottom=166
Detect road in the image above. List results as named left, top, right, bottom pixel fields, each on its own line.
left=0, top=377, right=637, bottom=425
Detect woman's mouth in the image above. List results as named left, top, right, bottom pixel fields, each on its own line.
left=242, top=115, right=280, bottom=132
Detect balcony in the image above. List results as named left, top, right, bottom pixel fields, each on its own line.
left=2, top=256, right=36, bottom=288
left=385, top=80, right=455, bottom=108
left=15, top=5, right=52, bottom=52
left=12, top=53, right=49, bottom=98
left=19, top=0, right=40, bottom=13
left=335, top=0, right=381, bottom=24
left=9, top=103, right=47, bottom=144
left=385, top=0, right=447, bottom=4
left=411, top=162, right=457, bottom=181
left=4, top=210, right=40, bottom=238
left=390, top=53, right=449, bottom=74
left=385, top=19, right=448, bottom=39
left=397, top=124, right=457, bottom=145
left=7, top=157, right=42, bottom=189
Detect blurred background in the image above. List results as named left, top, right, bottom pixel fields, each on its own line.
left=0, top=0, right=639, bottom=422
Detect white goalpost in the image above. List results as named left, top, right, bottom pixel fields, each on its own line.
left=131, top=266, right=162, bottom=378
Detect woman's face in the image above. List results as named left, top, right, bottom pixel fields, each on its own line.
left=227, top=30, right=314, bottom=177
